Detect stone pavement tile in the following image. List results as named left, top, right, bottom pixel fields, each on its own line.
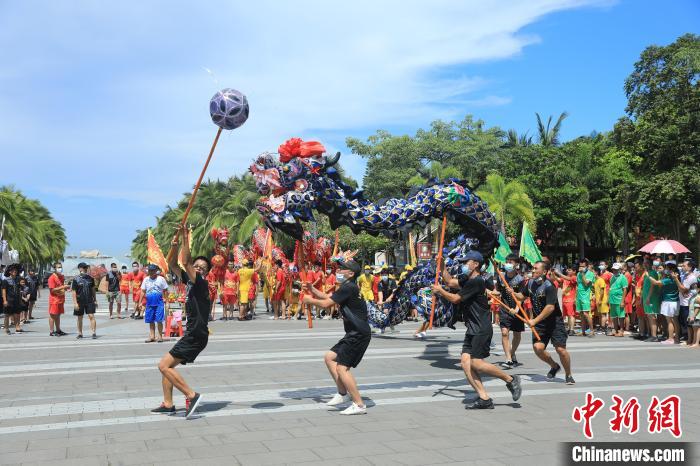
left=18, top=456, right=109, bottom=466
left=506, top=453, right=558, bottom=466
left=243, top=418, right=315, bottom=432
left=366, top=450, right=454, bottom=465
left=106, top=428, right=173, bottom=443
left=66, top=440, right=147, bottom=459
left=153, top=457, right=239, bottom=466
left=217, top=429, right=293, bottom=443
left=332, top=429, right=406, bottom=446
left=263, top=435, right=339, bottom=452
left=0, top=439, right=28, bottom=453
left=290, top=423, right=360, bottom=438
left=1, top=447, right=66, bottom=464
left=106, top=447, right=192, bottom=466
left=440, top=445, right=514, bottom=462
left=188, top=442, right=269, bottom=458
left=68, top=423, right=144, bottom=437
left=27, top=433, right=106, bottom=451
left=235, top=448, right=320, bottom=465
left=176, top=423, right=249, bottom=437
left=349, top=420, right=422, bottom=433
left=312, top=443, right=394, bottom=460
left=383, top=435, right=471, bottom=453
left=511, top=426, right=582, bottom=442
left=145, top=435, right=217, bottom=450
left=295, top=458, right=372, bottom=466
left=440, top=460, right=507, bottom=466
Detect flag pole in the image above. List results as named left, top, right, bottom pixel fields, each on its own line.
left=166, top=127, right=223, bottom=263
left=428, top=215, right=448, bottom=330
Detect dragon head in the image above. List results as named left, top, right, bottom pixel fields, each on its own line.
left=210, top=227, right=229, bottom=246
left=250, top=138, right=340, bottom=239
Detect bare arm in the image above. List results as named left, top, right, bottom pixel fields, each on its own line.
left=431, top=284, right=461, bottom=304
left=531, top=304, right=555, bottom=326
left=442, top=266, right=459, bottom=288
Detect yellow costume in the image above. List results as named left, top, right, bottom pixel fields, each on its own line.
left=357, top=273, right=374, bottom=301
left=238, top=267, right=254, bottom=305
left=594, top=276, right=609, bottom=314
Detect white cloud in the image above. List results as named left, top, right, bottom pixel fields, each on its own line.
left=0, top=0, right=609, bottom=251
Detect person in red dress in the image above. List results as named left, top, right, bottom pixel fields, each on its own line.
left=119, top=265, right=131, bottom=312
left=622, top=262, right=634, bottom=334
left=323, top=267, right=338, bottom=319
left=129, top=262, right=146, bottom=319
left=248, top=270, right=259, bottom=317
left=221, top=260, right=239, bottom=321
left=371, top=269, right=381, bottom=303
left=48, top=262, right=70, bottom=336
left=206, top=269, right=219, bottom=321
left=269, top=260, right=287, bottom=320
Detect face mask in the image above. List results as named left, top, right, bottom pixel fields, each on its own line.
left=381, top=275, right=388, bottom=281
left=460, top=265, right=471, bottom=276
left=534, top=276, right=544, bottom=285
left=652, top=261, right=660, bottom=267
left=504, top=263, right=514, bottom=272
left=56, top=267, right=63, bottom=273
left=336, top=273, right=346, bottom=283
left=325, top=270, right=331, bottom=274
left=598, top=265, right=606, bottom=270
left=133, top=267, right=139, bottom=272
left=111, top=268, right=118, bottom=272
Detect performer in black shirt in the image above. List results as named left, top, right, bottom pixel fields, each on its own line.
left=496, top=254, right=525, bottom=368
left=152, top=226, right=210, bottom=419
left=514, top=261, right=575, bottom=385
left=303, top=259, right=370, bottom=415
left=432, top=251, right=522, bottom=409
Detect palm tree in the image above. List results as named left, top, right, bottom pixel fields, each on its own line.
left=476, top=173, right=535, bottom=234
left=535, top=111, right=569, bottom=147
left=504, top=129, right=533, bottom=147
left=0, top=186, right=67, bottom=265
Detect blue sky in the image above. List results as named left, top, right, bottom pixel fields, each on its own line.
left=1, top=0, right=697, bottom=257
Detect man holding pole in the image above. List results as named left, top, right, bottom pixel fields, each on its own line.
left=432, top=251, right=522, bottom=409
left=302, top=260, right=370, bottom=415
left=495, top=254, right=525, bottom=369
left=151, top=226, right=209, bottom=418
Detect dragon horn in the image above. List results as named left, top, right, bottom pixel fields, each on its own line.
left=325, top=152, right=341, bottom=167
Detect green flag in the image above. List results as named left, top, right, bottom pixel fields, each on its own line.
left=493, top=232, right=512, bottom=264
left=519, top=222, right=542, bottom=265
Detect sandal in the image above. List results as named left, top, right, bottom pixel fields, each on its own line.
left=144, top=338, right=155, bottom=343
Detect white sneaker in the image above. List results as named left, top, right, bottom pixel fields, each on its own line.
left=339, top=402, right=367, bottom=415
left=326, top=393, right=351, bottom=406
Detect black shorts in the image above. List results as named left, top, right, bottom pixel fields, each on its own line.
left=74, top=303, right=96, bottom=316
left=533, top=317, right=568, bottom=349
left=462, top=329, right=493, bottom=359
left=2, top=304, right=21, bottom=315
left=331, top=330, right=371, bottom=368
left=499, top=309, right=524, bottom=332
left=169, top=332, right=209, bottom=365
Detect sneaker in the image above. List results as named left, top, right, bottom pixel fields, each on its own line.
left=339, top=402, right=367, bottom=415
left=465, top=398, right=494, bottom=410
left=49, top=332, right=57, bottom=337
left=76, top=335, right=83, bottom=339
left=644, top=336, right=658, bottom=342
left=512, top=359, right=522, bottom=367
left=566, top=375, right=576, bottom=385
left=92, top=334, right=97, bottom=340
left=185, top=393, right=202, bottom=419
left=150, top=403, right=176, bottom=414
left=547, top=363, right=561, bottom=379
left=326, top=393, right=351, bottom=406
left=56, top=330, right=67, bottom=336
left=506, top=375, right=522, bottom=401
left=500, top=361, right=513, bottom=369
left=661, top=339, right=677, bottom=345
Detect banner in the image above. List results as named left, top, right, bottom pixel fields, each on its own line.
left=147, top=229, right=169, bottom=274
left=519, top=222, right=542, bottom=265
left=493, top=232, right=512, bottom=264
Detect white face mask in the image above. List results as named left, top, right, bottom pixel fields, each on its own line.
left=381, top=275, right=388, bottom=280
left=598, top=265, right=606, bottom=270
left=336, top=272, right=346, bottom=283
left=55, top=267, right=63, bottom=273
left=133, top=267, right=139, bottom=272
left=504, top=263, right=515, bottom=272
left=652, top=261, right=660, bottom=267
left=325, top=270, right=331, bottom=274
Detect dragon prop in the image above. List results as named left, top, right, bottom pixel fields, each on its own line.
left=250, top=137, right=499, bottom=328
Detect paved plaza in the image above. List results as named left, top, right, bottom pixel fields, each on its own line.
left=0, top=293, right=698, bottom=466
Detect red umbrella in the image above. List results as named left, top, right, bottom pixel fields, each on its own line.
left=638, top=239, right=690, bottom=255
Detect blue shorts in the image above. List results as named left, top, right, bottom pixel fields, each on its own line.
left=145, top=305, right=165, bottom=323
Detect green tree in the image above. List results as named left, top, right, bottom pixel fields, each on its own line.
left=615, top=33, right=700, bottom=252
left=535, top=112, right=569, bottom=147
left=0, top=186, right=67, bottom=265
left=476, top=173, right=535, bottom=235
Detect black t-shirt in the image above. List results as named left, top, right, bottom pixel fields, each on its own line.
left=181, top=270, right=210, bottom=336
left=106, top=271, right=121, bottom=292
left=26, top=275, right=40, bottom=298
left=377, top=278, right=397, bottom=300
left=2, top=277, right=20, bottom=307
left=71, top=273, right=96, bottom=305
left=457, top=275, right=492, bottom=335
left=331, top=280, right=370, bottom=335
left=497, top=272, right=524, bottom=308
left=523, top=278, right=561, bottom=326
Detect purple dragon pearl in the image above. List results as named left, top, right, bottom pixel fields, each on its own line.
left=209, top=88, right=249, bottom=130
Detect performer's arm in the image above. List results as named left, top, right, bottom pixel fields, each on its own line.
left=530, top=304, right=555, bottom=326
left=431, top=284, right=461, bottom=304
left=442, top=266, right=459, bottom=288
left=179, top=226, right=197, bottom=280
